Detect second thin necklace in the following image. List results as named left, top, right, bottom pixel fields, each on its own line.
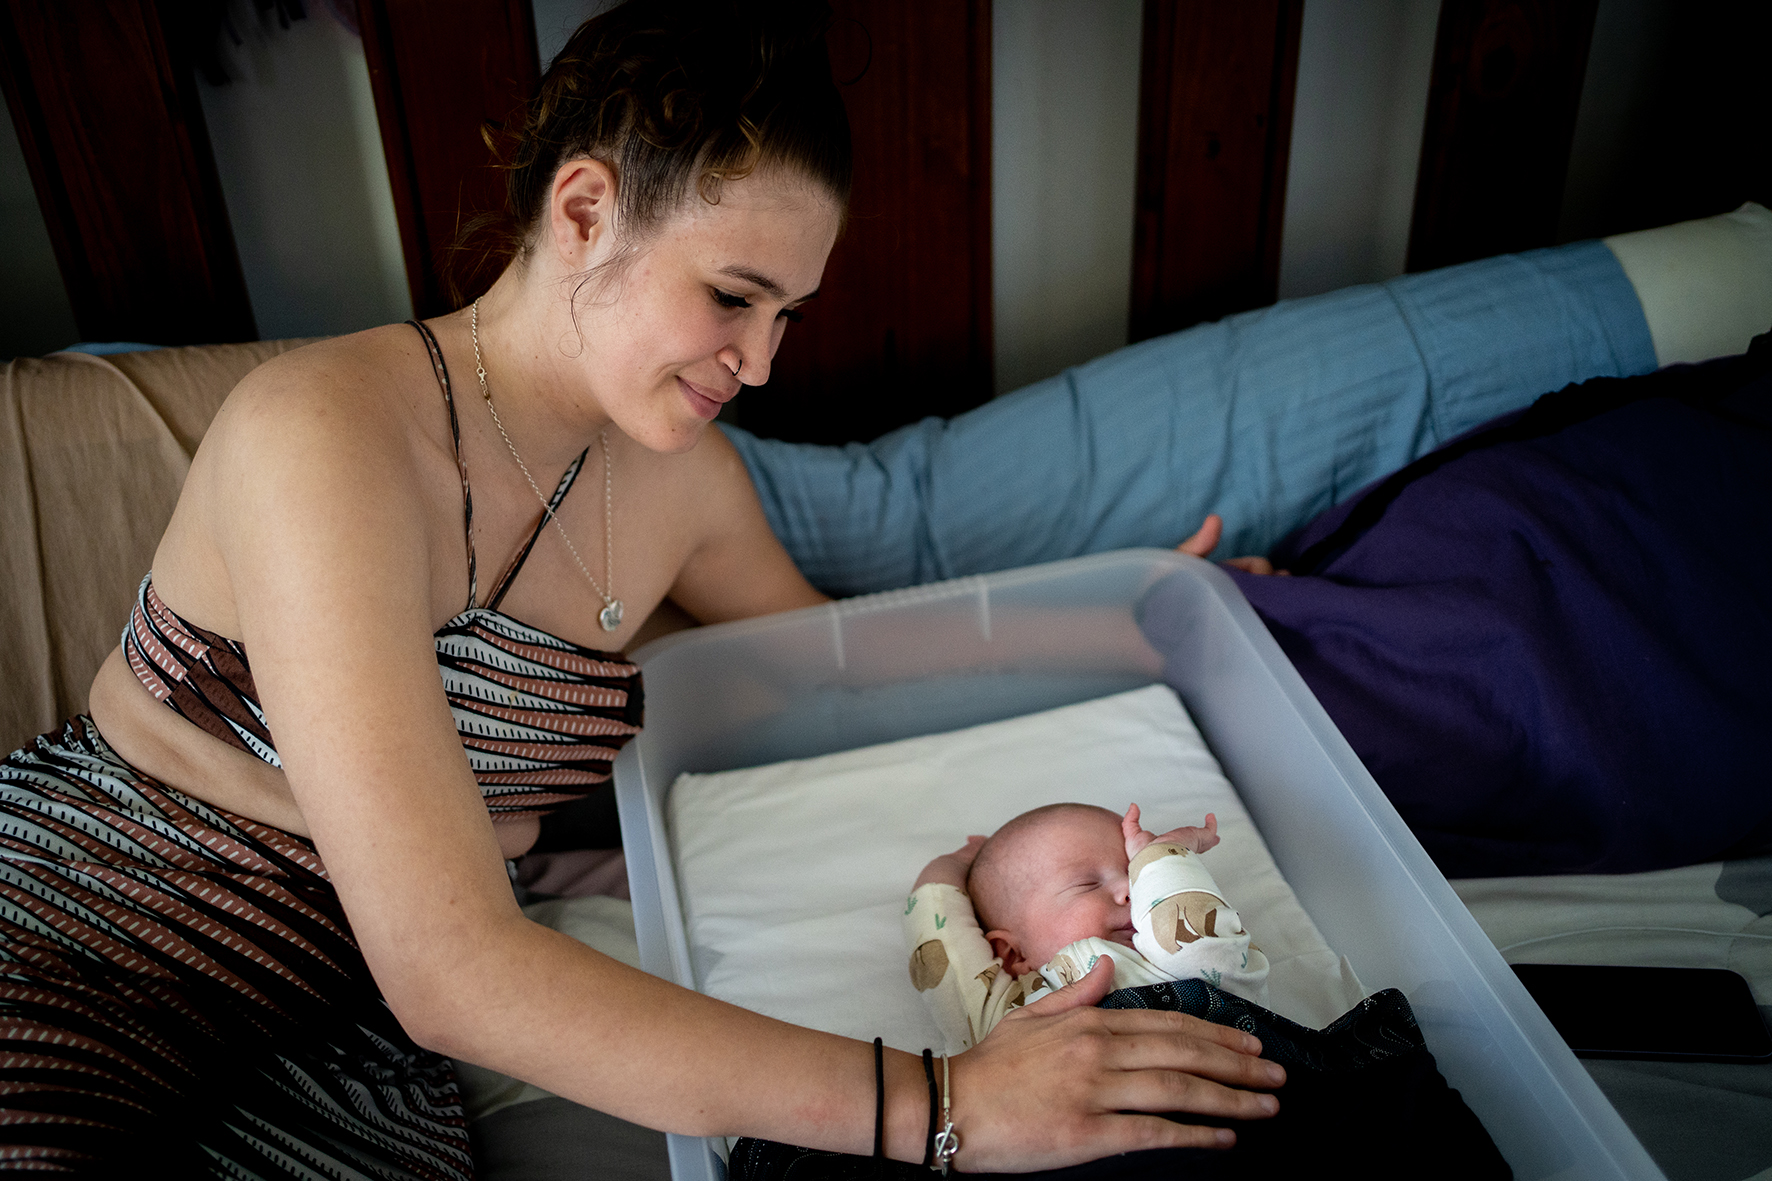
left=471, top=298, right=624, bottom=632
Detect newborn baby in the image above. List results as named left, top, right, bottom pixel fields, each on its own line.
left=903, top=802, right=1270, bottom=1050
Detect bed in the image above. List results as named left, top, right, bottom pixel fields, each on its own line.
left=1455, top=862, right=1772, bottom=1181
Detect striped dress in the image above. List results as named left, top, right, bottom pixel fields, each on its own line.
left=0, top=321, right=643, bottom=1178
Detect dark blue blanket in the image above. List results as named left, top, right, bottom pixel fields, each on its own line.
left=729, top=986, right=1510, bottom=1180
left=1224, top=337, right=1772, bottom=877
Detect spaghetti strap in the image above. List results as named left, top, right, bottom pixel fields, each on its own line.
left=407, top=320, right=478, bottom=612
left=486, top=446, right=591, bottom=610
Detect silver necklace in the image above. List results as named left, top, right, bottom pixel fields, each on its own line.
left=471, top=298, right=623, bottom=632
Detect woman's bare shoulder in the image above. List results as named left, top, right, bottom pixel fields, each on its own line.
left=228, top=324, right=429, bottom=413
left=205, top=324, right=446, bottom=461
left=616, top=422, right=762, bottom=550
left=154, top=325, right=452, bottom=634
left=185, top=323, right=458, bottom=554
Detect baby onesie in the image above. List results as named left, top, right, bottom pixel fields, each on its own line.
left=902, top=843, right=1270, bottom=1050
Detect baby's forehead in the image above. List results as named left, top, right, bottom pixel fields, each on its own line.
left=998, top=805, right=1119, bottom=858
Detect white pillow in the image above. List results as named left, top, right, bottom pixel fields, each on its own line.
left=668, top=684, right=1365, bottom=1053
left=1606, top=201, right=1772, bottom=367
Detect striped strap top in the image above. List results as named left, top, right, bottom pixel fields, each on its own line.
left=122, top=320, right=643, bottom=818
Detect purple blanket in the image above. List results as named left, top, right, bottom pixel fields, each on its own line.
left=1222, top=337, right=1772, bottom=877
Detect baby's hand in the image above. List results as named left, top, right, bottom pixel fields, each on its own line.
left=914, top=835, right=987, bottom=890
left=1123, top=803, right=1220, bottom=860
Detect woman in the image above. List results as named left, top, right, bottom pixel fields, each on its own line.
left=0, top=4, right=1281, bottom=1175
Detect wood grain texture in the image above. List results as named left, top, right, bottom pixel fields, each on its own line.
left=733, top=0, right=993, bottom=445
left=1129, top=0, right=1303, bottom=343
left=0, top=0, right=254, bottom=345
left=1407, top=0, right=1599, bottom=272
left=356, top=0, right=540, bottom=317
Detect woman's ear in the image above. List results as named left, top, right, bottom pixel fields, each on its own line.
left=549, top=158, right=617, bottom=266
left=986, top=930, right=1032, bottom=977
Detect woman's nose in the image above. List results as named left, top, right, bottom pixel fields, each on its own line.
left=729, top=315, right=783, bottom=388
left=716, top=344, right=744, bottom=380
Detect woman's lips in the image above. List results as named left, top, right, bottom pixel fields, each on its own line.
left=678, top=376, right=734, bottom=421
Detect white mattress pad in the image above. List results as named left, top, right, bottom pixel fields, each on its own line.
left=668, top=684, right=1365, bottom=1052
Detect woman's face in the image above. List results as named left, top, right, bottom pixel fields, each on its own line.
left=573, top=168, right=842, bottom=454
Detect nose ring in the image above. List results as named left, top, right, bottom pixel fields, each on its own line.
left=729, top=355, right=743, bottom=377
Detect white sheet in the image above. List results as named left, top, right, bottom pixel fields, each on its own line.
left=668, top=684, right=1365, bottom=1053
left=1452, top=862, right=1772, bottom=998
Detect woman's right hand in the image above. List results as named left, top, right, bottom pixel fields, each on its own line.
left=947, top=957, right=1282, bottom=1170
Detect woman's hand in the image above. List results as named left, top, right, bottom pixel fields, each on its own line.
left=1176, top=514, right=1289, bottom=576
left=914, top=835, right=987, bottom=890
left=949, top=957, right=1282, bottom=1169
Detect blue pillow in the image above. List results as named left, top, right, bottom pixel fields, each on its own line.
left=59, top=342, right=162, bottom=355
left=725, top=241, right=1655, bottom=597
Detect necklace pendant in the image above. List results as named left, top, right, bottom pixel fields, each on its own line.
left=599, top=599, right=624, bottom=632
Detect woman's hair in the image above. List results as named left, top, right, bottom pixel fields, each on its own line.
left=454, top=0, right=852, bottom=302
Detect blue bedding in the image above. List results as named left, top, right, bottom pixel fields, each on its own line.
left=727, top=241, right=1655, bottom=596
left=1222, top=340, right=1772, bottom=877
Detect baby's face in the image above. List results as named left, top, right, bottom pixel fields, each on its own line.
left=994, top=808, right=1134, bottom=970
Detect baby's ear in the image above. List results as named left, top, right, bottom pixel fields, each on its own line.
left=986, top=930, right=1032, bottom=976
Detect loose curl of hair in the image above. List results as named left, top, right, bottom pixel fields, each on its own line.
left=450, top=0, right=852, bottom=306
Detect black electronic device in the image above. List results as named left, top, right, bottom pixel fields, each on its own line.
left=1513, top=963, right=1772, bottom=1063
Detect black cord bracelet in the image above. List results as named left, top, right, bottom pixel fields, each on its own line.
left=921, top=1049, right=939, bottom=1168
left=873, top=1037, right=886, bottom=1161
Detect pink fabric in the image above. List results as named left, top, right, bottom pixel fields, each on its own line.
left=515, top=849, right=631, bottom=900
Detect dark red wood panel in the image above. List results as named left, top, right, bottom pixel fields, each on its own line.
left=1129, top=0, right=1302, bottom=343
left=357, top=0, right=540, bottom=317
left=733, top=0, right=993, bottom=445
left=1407, top=0, right=1599, bottom=272
left=0, top=0, right=254, bottom=345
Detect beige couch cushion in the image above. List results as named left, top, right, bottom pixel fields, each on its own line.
left=0, top=341, right=313, bottom=753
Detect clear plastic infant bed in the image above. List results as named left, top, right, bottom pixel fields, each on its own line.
left=613, top=549, right=1665, bottom=1181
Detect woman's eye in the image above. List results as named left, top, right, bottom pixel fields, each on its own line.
left=712, top=289, right=750, bottom=310
left=778, top=307, right=804, bottom=323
